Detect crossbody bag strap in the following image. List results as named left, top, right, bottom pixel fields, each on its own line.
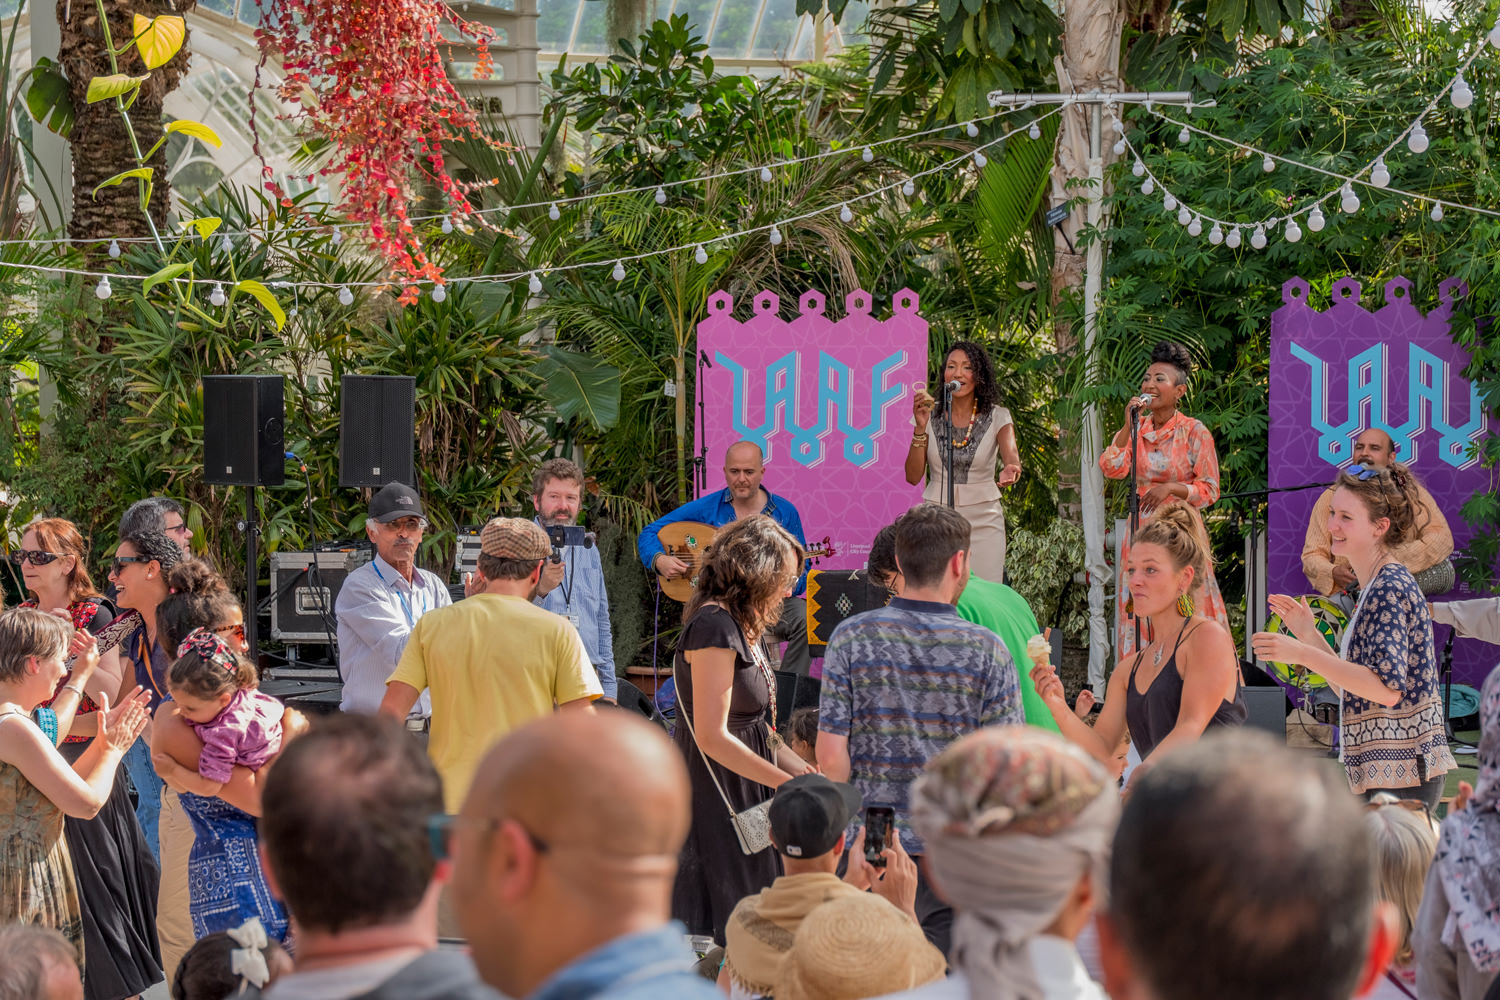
left=677, top=698, right=742, bottom=821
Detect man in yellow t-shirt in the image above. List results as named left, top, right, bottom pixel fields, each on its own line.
left=380, top=517, right=601, bottom=811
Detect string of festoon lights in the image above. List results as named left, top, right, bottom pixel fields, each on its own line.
left=3, top=103, right=1053, bottom=250
left=2, top=106, right=1067, bottom=303
left=1110, top=19, right=1500, bottom=249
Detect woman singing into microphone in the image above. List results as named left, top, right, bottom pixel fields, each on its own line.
left=904, top=341, right=1022, bottom=582
left=1100, top=341, right=1228, bottom=658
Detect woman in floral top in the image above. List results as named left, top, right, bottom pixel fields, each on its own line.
left=1099, top=342, right=1229, bottom=658
left=1254, top=465, right=1455, bottom=809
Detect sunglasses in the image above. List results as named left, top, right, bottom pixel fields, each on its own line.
left=426, top=813, right=548, bottom=863
left=9, top=549, right=61, bottom=567
left=110, top=555, right=150, bottom=574
left=213, top=622, right=247, bottom=643
left=164, top=521, right=189, bottom=535
left=1344, top=464, right=1380, bottom=481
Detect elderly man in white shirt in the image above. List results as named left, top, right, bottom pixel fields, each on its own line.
left=335, top=482, right=451, bottom=728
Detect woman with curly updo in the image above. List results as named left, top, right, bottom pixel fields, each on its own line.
left=905, top=341, right=1023, bottom=582
left=1100, top=341, right=1229, bottom=659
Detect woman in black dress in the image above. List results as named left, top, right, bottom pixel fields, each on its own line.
left=671, top=514, right=813, bottom=944
left=20, top=517, right=163, bottom=1000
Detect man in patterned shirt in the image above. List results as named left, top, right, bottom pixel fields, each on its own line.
left=816, top=503, right=1023, bottom=957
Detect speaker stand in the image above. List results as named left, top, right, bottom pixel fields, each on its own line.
left=239, top=486, right=261, bottom=664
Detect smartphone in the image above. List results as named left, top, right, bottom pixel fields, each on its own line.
left=864, top=806, right=895, bottom=868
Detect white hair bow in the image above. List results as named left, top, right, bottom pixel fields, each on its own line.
left=226, top=916, right=270, bottom=988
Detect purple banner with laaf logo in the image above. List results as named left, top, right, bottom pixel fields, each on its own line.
left=1269, top=275, right=1495, bottom=686
left=695, top=289, right=927, bottom=570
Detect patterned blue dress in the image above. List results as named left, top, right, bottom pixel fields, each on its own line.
left=178, top=792, right=287, bottom=942
left=1340, top=563, right=1456, bottom=793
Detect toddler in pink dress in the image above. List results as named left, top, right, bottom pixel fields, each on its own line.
left=159, top=629, right=283, bottom=795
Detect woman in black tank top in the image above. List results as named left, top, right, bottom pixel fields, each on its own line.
left=1029, top=502, right=1246, bottom=778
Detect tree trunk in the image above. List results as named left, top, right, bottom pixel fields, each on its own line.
left=1049, top=0, right=1124, bottom=520
left=58, top=0, right=195, bottom=243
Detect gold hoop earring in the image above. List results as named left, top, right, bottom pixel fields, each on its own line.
left=1176, top=591, right=1195, bottom=617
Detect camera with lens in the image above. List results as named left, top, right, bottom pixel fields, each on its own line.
left=545, top=524, right=596, bottom=563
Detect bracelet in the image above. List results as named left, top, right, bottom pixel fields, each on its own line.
left=911, top=434, right=928, bottom=447
left=61, top=683, right=85, bottom=698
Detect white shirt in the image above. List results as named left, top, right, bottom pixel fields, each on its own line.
left=334, top=554, right=451, bottom=715
left=878, top=936, right=1108, bottom=1000
left=262, top=952, right=419, bottom=1000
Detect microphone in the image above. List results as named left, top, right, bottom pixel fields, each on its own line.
left=944, top=380, right=962, bottom=392
left=1129, top=394, right=1152, bottom=410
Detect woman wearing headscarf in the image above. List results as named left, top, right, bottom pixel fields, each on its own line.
left=1414, top=663, right=1500, bottom=1000
left=888, top=725, right=1118, bottom=1000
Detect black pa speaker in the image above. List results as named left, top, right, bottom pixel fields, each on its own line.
left=339, top=375, right=415, bottom=488
left=1242, top=686, right=1289, bottom=741
left=202, top=375, right=285, bottom=486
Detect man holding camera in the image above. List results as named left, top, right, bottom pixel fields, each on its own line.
left=379, top=516, right=602, bottom=812
left=532, top=458, right=617, bottom=702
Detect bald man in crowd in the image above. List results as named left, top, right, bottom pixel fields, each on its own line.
left=452, top=712, right=719, bottom=1000
left=0, top=925, right=82, bottom=1000
left=1302, top=427, right=1453, bottom=599
left=638, top=440, right=811, bottom=676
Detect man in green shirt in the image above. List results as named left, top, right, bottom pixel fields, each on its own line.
left=867, top=521, right=1059, bottom=732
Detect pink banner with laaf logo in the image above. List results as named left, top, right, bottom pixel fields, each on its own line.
left=695, top=289, right=928, bottom=570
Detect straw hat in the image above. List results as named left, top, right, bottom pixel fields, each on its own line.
left=774, top=893, right=947, bottom=1000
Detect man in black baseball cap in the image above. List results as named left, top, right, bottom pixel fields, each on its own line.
left=721, top=774, right=921, bottom=998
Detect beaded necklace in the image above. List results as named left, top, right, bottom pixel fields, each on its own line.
left=949, top=405, right=977, bottom=449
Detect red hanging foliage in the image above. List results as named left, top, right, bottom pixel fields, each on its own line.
left=253, top=0, right=497, bottom=302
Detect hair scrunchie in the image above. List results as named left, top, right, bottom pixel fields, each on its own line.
left=226, top=916, right=270, bottom=987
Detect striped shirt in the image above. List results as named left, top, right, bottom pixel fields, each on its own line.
left=818, top=597, right=1022, bottom=855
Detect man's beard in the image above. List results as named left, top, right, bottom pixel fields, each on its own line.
left=540, top=510, right=575, bottom=526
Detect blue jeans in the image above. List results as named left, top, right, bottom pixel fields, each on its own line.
left=123, top=736, right=162, bottom=861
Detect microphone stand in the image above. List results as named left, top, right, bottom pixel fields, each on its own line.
left=944, top=381, right=956, bottom=509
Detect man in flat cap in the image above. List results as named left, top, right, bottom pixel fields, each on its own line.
left=380, top=517, right=602, bottom=813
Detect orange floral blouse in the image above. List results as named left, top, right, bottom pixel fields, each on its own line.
left=1099, top=410, right=1220, bottom=507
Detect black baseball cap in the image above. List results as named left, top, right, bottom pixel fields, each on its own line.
left=368, top=482, right=425, bottom=524
left=769, top=774, right=863, bottom=859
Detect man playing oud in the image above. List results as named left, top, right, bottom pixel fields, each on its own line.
left=638, top=441, right=811, bottom=676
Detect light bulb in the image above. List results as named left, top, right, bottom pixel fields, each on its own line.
left=1489, top=20, right=1500, bottom=47
left=432, top=284, right=447, bottom=303
left=973, top=151, right=988, bottom=168
left=1112, top=117, right=1125, bottom=134
left=338, top=286, right=354, bottom=306
left=1187, top=216, right=1202, bottom=237
left=1408, top=123, right=1429, bottom=154
left=862, top=146, right=874, bottom=162
left=548, top=203, right=560, bottom=221
left=966, top=122, right=979, bottom=138
left=612, top=261, right=625, bottom=281
left=1132, top=159, right=1145, bottom=177
left=759, top=166, right=773, bottom=183
left=209, top=283, right=226, bottom=307
left=902, top=179, right=915, bottom=197
left=1178, top=125, right=1191, bottom=144
left=694, top=245, right=708, bottom=264
left=1209, top=222, right=1224, bottom=244
left=528, top=272, right=543, bottom=294
left=1112, top=138, right=1126, bottom=156
left=1341, top=186, right=1360, bottom=214
left=331, top=228, right=343, bottom=245
left=769, top=226, right=783, bottom=246
left=1262, top=154, right=1275, bottom=173
left=1250, top=225, right=1267, bottom=250
left=108, top=239, right=121, bottom=258
left=1431, top=202, right=1445, bottom=222
left=839, top=204, right=853, bottom=223
left=1226, top=227, right=1242, bottom=249
left=220, top=235, right=233, bottom=255
left=1028, top=122, right=1041, bottom=140
left=1370, top=159, right=1390, bottom=188
left=1164, top=192, right=1178, bottom=211
left=16, top=191, right=35, bottom=214
left=1177, top=206, right=1192, bottom=226
left=1452, top=74, right=1474, bottom=109
left=1142, top=178, right=1155, bottom=195
left=1285, top=218, right=1302, bottom=243
left=1308, top=206, right=1326, bottom=232
left=94, top=276, right=112, bottom=300
left=440, top=217, right=454, bottom=234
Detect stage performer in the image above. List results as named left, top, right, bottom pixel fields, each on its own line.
left=1253, top=464, right=1456, bottom=810
left=1099, top=341, right=1228, bottom=659
left=1030, top=502, right=1245, bottom=781
left=671, top=515, right=814, bottom=945
left=904, top=340, right=1021, bottom=583
left=639, top=441, right=811, bottom=676
left=1303, top=428, right=1454, bottom=602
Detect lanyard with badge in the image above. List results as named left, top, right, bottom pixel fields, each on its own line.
left=372, top=561, right=427, bottom=628
left=555, top=546, right=582, bottom=633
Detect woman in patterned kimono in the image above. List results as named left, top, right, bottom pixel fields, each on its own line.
left=905, top=341, right=1023, bottom=583
left=1253, top=464, right=1455, bottom=810
left=1100, top=341, right=1229, bottom=659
